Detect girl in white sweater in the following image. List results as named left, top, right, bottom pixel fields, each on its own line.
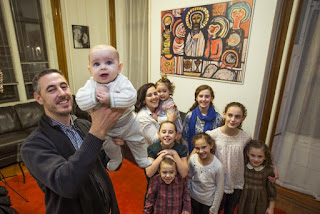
left=188, top=133, right=224, bottom=214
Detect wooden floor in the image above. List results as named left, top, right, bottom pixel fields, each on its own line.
left=275, top=185, right=320, bottom=214
left=1, top=163, right=320, bottom=214
left=0, top=162, right=28, bottom=180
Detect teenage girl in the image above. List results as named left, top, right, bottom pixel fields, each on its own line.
left=182, top=85, right=223, bottom=154
left=206, top=102, right=251, bottom=214
left=238, top=140, right=277, bottom=214
left=188, top=133, right=224, bottom=214
left=155, top=74, right=183, bottom=136
left=145, top=121, right=188, bottom=179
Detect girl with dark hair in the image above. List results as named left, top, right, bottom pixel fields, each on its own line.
left=238, top=140, right=277, bottom=214
left=206, top=102, right=251, bottom=214
left=182, top=85, right=222, bottom=154
left=188, top=133, right=224, bottom=214
left=135, top=83, right=177, bottom=145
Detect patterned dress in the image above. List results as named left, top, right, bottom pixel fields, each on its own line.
left=206, top=128, right=251, bottom=193
left=237, top=164, right=277, bottom=214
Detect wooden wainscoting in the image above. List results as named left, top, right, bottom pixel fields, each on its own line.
left=276, top=185, right=320, bottom=214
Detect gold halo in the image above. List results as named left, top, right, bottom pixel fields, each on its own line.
left=185, top=7, right=209, bottom=30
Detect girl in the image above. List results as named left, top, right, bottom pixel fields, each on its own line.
left=237, top=140, right=277, bottom=214
left=206, top=102, right=251, bottom=214
left=182, top=85, right=222, bottom=154
left=155, top=74, right=183, bottom=136
left=188, top=133, right=224, bottom=214
left=145, top=121, right=188, bottom=179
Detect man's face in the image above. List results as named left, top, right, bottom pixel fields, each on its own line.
left=88, top=46, right=122, bottom=84
left=34, top=72, right=73, bottom=121
left=191, top=13, right=202, bottom=31
left=73, top=28, right=82, bottom=42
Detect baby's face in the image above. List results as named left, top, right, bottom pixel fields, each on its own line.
left=156, top=83, right=170, bottom=101
left=160, top=162, right=176, bottom=184
left=88, top=47, right=122, bottom=84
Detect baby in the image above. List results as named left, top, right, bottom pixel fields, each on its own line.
left=76, top=44, right=151, bottom=171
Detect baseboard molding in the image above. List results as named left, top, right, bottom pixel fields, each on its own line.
left=276, top=185, right=320, bottom=214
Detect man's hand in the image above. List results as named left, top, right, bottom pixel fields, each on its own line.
left=192, top=33, right=200, bottom=39
left=96, top=85, right=110, bottom=105
left=89, top=107, right=124, bottom=139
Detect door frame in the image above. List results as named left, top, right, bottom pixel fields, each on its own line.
left=258, top=0, right=303, bottom=148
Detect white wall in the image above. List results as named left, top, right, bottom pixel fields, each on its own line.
left=60, top=0, right=111, bottom=94
left=148, top=0, right=280, bottom=137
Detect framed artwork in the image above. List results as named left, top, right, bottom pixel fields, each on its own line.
left=160, top=0, right=255, bottom=84
left=72, top=25, right=90, bottom=49
left=0, top=70, right=2, bottom=93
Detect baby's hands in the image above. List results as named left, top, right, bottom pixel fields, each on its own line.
left=96, top=85, right=110, bottom=105
left=96, top=84, right=109, bottom=93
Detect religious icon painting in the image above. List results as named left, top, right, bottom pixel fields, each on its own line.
left=160, top=0, right=255, bottom=84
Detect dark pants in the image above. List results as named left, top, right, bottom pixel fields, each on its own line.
left=219, top=189, right=242, bottom=214
left=191, top=198, right=210, bottom=214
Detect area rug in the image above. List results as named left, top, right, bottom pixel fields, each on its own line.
left=2, top=159, right=146, bottom=214
left=2, top=159, right=287, bottom=214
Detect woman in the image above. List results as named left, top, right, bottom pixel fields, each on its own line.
left=182, top=85, right=222, bottom=154
left=135, top=83, right=177, bottom=145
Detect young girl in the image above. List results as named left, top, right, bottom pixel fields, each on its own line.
left=188, top=133, right=224, bottom=214
left=206, top=102, right=251, bottom=214
left=182, top=85, right=222, bottom=154
left=237, top=140, right=277, bottom=214
left=145, top=121, right=188, bottom=179
left=155, top=75, right=183, bottom=135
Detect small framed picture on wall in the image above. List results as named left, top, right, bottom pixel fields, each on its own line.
left=72, top=25, right=90, bottom=49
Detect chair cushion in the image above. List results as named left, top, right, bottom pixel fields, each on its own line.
left=0, top=106, right=22, bottom=135
left=0, top=131, right=29, bottom=168
left=14, top=102, right=44, bottom=129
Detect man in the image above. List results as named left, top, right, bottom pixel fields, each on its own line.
left=185, top=11, right=206, bottom=57
left=21, top=69, right=123, bottom=213
left=73, top=26, right=83, bottom=48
